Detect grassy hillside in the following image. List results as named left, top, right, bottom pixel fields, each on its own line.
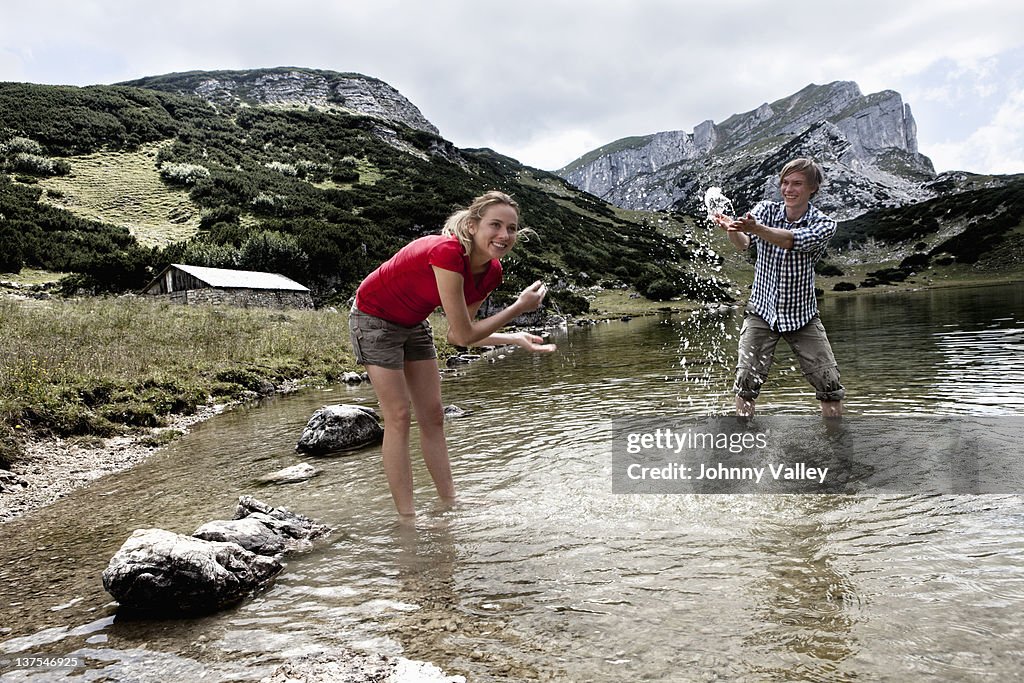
left=37, top=141, right=201, bottom=247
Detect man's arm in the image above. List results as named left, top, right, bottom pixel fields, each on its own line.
left=712, top=212, right=792, bottom=250
left=730, top=213, right=794, bottom=250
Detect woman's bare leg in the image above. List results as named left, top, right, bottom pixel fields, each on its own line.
left=404, top=359, right=455, bottom=501
left=364, top=364, right=416, bottom=516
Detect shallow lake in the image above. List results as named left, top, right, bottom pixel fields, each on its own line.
left=1, top=283, right=1023, bottom=681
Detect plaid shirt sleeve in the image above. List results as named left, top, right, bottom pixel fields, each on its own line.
left=791, top=208, right=837, bottom=254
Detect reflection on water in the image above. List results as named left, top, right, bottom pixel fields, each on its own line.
left=1, top=283, right=1023, bottom=681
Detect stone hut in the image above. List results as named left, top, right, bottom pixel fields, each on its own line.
left=143, top=264, right=313, bottom=309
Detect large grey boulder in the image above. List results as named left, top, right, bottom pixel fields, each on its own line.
left=102, top=528, right=282, bottom=615
left=296, top=404, right=383, bottom=455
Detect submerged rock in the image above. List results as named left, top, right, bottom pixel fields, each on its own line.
left=296, top=404, right=383, bottom=455
left=103, top=497, right=330, bottom=615
left=445, top=353, right=481, bottom=368
left=259, top=462, right=319, bottom=484
left=102, top=528, right=282, bottom=615
left=443, top=405, right=472, bottom=419
left=260, top=652, right=466, bottom=683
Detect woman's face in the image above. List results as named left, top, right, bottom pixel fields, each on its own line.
left=469, top=203, right=519, bottom=261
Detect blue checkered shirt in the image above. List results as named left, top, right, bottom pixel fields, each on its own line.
left=745, top=200, right=836, bottom=332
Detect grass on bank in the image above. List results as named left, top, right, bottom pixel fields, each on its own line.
left=0, top=296, right=362, bottom=468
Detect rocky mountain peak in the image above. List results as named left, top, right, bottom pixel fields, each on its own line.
left=560, top=81, right=935, bottom=220
left=123, top=67, right=439, bottom=136
left=121, top=67, right=467, bottom=164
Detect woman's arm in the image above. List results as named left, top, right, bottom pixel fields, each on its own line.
left=434, top=267, right=549, bottom=347
left=466, top=297, right=556, bottom=351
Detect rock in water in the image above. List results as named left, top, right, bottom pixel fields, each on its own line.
left=259, top=462, right=319, bottom=484
left=102, top=528, right=282, bottom=615
left=295, top=404, right=383, bottom=455
left=193, top=496, right=333, bottom=554
left=193, top=514, right=292, bottom=555
left=261, top=653, right=467, bottom=683
left=443, top=404, right=472, bottom=418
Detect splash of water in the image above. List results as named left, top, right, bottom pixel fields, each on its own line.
left=674, top=307, right=738, bottom=415
left=657, top=185, right=743, bottom=414
left=703, top=187, right=735, bottom=223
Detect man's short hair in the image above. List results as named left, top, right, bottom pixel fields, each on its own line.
left=780, top=158, right=824, bottom=195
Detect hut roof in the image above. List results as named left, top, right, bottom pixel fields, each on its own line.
left=147, top=264, right=311, bottom=292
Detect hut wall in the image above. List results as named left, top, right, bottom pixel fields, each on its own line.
left=150, top=288, right=313, bottom=310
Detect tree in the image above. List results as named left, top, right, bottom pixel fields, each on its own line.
left=238, top=230, right=309, bottom=282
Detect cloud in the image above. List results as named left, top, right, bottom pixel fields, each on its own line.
left=1, top=0, right=1023, bottom=173
left=927, top=88, right=1024, bottom=174
left=0, top=49, right=26, bottom=82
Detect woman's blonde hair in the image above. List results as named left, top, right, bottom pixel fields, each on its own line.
left=442, top=190, right=531, bottom=255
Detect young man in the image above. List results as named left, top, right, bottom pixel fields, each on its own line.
left=712, top=158, right=845, bottom=417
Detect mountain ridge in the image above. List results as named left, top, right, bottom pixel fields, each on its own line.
left=120, top=67, right=438, bottom=134
left=558, top=81, right=935, bottom=220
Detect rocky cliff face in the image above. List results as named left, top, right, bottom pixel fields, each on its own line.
left=122, top=68, right=464, bottom=164
left=559, top=81, right=936, bottom=220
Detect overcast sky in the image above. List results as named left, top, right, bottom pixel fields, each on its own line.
left=3, top=1, right=1023, bottom=175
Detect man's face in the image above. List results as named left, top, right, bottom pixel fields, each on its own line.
left=780, top=171, right=816, bottom=212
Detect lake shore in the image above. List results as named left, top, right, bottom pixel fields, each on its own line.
left=0, top=405, right=225, bottom=524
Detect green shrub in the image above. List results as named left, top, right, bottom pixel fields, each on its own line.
left=213, top=368, right=265, bottom=391
left=20, top=403, right=120, bottom=438
left=550, top=289, right=591, bottom=315
left=209, top=381, right=255, bottom=401
left=181, top=241, right=240, bottom=268
left=265, top=161, right=298, bottom=176
left=160, top=161, right=211, bottom=186
left=238, top=230, right=308, bottom=279
left=644, top=278, right=681, bottom=301
left=816, top=262, right=845, bottom=276
left=198, top=205, right=241, bottom=230
left=140, top=429, right=184, bottom=448
left=11, top=152, right=69, bottom=176
left=136, top=379, right=205, bottom=415
left=0, top=223, right=24, bottom=272
left=0, top=136, right=43, bottom=156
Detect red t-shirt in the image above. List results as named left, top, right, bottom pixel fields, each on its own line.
left=355, top=235, right=503, bottom=326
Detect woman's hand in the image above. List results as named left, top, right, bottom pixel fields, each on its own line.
left=515, top=280, right=549, bottom=313
left=510, top=331, right=557, bottom=353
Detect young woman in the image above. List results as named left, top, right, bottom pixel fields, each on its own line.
left=350, top=191, right=556, bottom=517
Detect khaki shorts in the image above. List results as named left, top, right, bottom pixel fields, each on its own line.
left=734, top=312, right=845, bottom=402
left=349, top=308, right=437, bottom=370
